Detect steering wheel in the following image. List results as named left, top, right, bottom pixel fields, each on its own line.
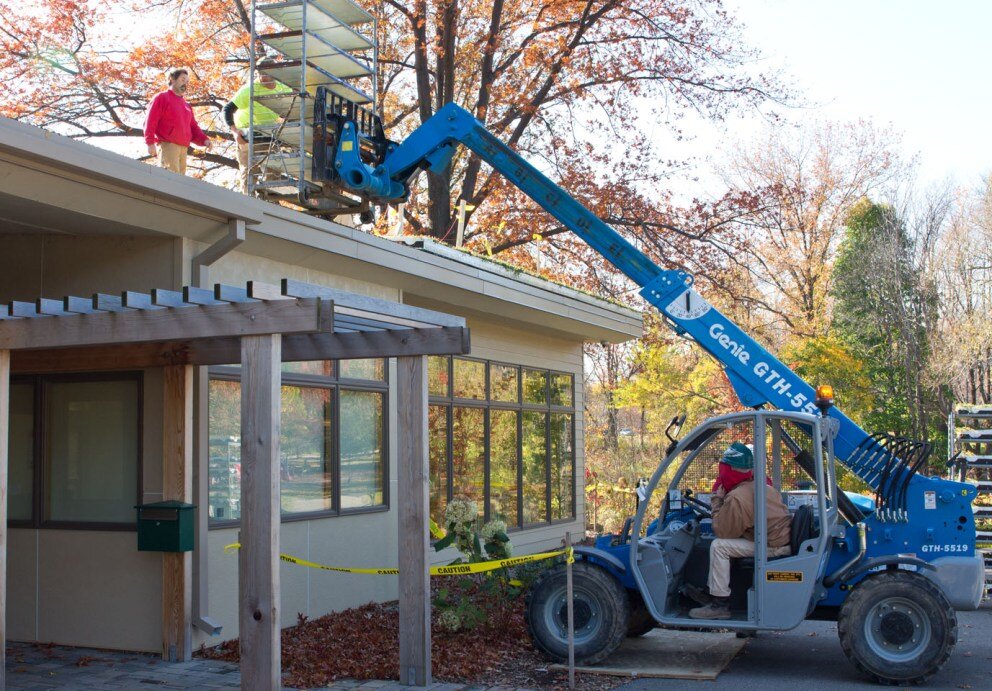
left=681, top=488, right=712, bottom=520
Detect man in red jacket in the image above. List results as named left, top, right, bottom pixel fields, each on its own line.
left=144, top=68, right=212, bottom=175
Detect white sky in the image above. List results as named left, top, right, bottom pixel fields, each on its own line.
left=656, top=0, right=992, bottom=195
left=86, top=1, right=991, bottom=196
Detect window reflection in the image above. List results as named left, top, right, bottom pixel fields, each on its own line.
left=340, top=390, right=384, bottom=508
left=452, top=406, right=485, bottom=513
left=208, top=359, right=386, bottom=525
left=490, top=364, right=518, bottom=403
left=522, top=411, right=548, bottom=524
left=453, top=358, right=485, bottom=400
left=427, top=357, right=576, bottom=530
left=490, top=410, right=519, bottom=525
left=280, top=386, right=332, bottom=514
left=522, top=368, right=547, bottom=405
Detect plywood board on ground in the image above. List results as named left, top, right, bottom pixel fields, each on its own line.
left=550, top=629, right=746, bottom=681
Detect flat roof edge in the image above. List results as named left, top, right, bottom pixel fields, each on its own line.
left=0, top=117, right=264, bottom=225
left=407, top=239, right=642, bottom=319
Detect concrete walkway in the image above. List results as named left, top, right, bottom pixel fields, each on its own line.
left=4, top=642, right=490, bottom=691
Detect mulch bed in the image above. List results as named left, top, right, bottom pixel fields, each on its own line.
left=201, top=577, right=624, bottom=690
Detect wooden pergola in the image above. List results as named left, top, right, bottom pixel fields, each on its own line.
left=0, top=279, right=469, bottom=689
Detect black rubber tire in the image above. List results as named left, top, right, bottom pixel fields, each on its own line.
left=626, top=596, right=656, bottom=637
left=526, top=561, right=629, bottom=665
left=837, top=571, right=957, bottom=685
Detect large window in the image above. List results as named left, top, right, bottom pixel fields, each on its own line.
left=8, top=373, right=142, bottom=528
left=208, top=359, right=387, bottom=525
left=428, top=356, right=575, bottom=529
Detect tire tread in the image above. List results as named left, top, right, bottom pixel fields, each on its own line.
left=837, top=571, right=957, bottom=685
left=525, top=561, right=629, bottom=665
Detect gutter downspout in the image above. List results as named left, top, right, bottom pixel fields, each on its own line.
left=192, top=218, right=246, bottom=635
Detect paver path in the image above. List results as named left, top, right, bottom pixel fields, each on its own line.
left=4, top=642, right=530, bottom=690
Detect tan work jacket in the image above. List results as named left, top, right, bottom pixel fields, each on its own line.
left=710, top=480, right=792, bottom=547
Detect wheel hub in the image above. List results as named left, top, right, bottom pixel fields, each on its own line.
left=879, top=611, right=915, bottom=646
left=546, top=587, right=602, bottom=644
left=559, top=599, right=593, bottom=630
left=863, top=596, right=931, bottom=663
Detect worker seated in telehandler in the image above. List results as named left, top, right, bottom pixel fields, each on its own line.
left=688, top=442, right=792, bottom=620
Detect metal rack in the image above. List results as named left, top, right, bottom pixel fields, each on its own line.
left=948, top=404, right=992, bottom=595
left=247, top=0, right=376, bottom=215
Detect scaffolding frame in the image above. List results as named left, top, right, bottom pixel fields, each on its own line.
left=246, top=0, right=377, bottom=211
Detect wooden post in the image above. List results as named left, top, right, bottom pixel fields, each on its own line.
left=239, top=335, right=282, bottom=691
left=162, top=365, right=194, bottom=661
left=0, top=349, right=9, bottom=690
left=565, top=531, right=575, bottom=690
left=397, top=355, right=430, bottom=687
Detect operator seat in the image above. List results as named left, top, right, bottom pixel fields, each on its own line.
left=789, top=504, right=817, bottom=555
left=732, top=503, right=817, bottom=571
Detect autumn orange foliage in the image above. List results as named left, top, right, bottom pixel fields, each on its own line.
left=0, top=0, right=251, bottom=176
left=1, top=0, right=785, bottom=288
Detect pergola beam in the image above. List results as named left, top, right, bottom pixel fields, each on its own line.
left=10, top=326, right=471, bottom=373
left=0, top=298, right=330, bottom=350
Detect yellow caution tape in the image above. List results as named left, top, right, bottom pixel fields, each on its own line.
left=224, top=543, right=574, bottom=576
left=585, top=483, right=635, bottom=494
left=429, top=518, right=446, bottom=540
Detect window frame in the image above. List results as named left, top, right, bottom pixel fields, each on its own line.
left=8, top=371, right=144, bottom=532
left=207, top=360, right=389, bottom=529
left=429, top=356, right=577, bottom=531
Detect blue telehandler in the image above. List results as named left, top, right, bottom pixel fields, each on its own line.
left=309, top=92, right=983, bottom=685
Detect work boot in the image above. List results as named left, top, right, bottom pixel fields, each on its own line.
left=689, top=597, right=731, bottom=620
left=680, top=583, right=711, bottom=606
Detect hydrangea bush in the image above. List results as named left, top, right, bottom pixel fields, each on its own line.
left=432, top=496, right=516, bottom=632
left=433, top=496, right=511, bottom=562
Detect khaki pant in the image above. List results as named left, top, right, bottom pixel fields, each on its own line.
left=708, top=538, right=791, bottom=598
left=158, top=141, right=188, bottom=175
left=236, top=136, right=251, bottom=193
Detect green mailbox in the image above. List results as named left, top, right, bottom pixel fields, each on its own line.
left=136, top=500, right=196, bottom=552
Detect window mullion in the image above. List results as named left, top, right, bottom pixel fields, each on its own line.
left=331, top=384, right=340, bottom=514
left=484, top=408, right=491, bottom=522
left=516, top=408, right=523, bottom=530
left=544, top=411, right=551, bottom=523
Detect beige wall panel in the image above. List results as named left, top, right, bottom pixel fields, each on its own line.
left=184, top=243, right=399, bottom=303
left=465, top=319, right=583, bottom=369
left=7, top=529, right=38, bottom=641
left=199, top=513, right=401, bottom=648
left=0, top=234, right=176, bottom=303
left=305, top=510, right=399, bottom=613
left=36, top=531, right=161, bottom=651
left=200, top=527, right=241, bottom=648
left=279, top=521, right=310, bottom=628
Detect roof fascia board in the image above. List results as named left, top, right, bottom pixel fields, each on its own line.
left=253, top=206, right=642, bottom=340
left=0, top=117, right=263, bottom=225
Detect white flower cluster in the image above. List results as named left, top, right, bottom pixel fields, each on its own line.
left=437, top=609, right=462, bottom=633
left=480, top=519, right=507, bottom=540
left=444, top=497, right=478, bottom=527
